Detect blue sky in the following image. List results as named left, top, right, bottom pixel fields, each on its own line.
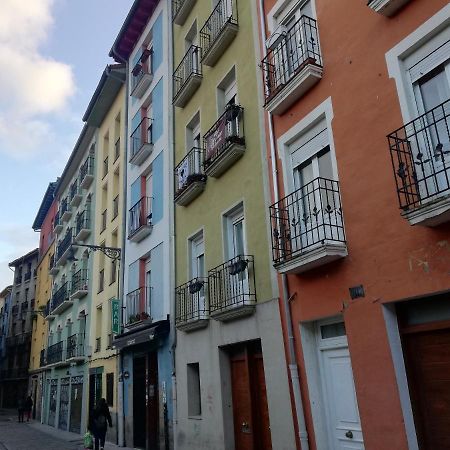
left=0, top=0, right=134, bottom=287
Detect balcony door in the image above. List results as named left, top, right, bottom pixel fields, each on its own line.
left=145, top=260, right=152, bottom=319
left=190, top=234, right=206, bottom=319
left=412, top=60, right=450, bottom=199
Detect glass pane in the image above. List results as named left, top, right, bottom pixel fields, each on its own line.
left=318, top=148, right=332, bottom=179
left=419, top=67, right=450, bottom=111
left=197, top=254, right=205, bottom=278
left=233, top=220, right=244, bottom=257
left=320, top=322, right=346, bottom=339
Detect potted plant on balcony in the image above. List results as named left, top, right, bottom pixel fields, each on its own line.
left=140, top=311, right=150, bottom=321
left=189, top=279, right=204, bottom=294
left=229, top=257, right=248, bottom=275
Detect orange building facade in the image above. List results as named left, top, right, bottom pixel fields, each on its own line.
left=258, top=1, right=450, bottom=449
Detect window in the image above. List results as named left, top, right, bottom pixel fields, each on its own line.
left=106, top=373, right=114, bottom=406
left=224, top=205, right=246, bottom=260
left=98, top=269, right=105, bottom=293
left=187, top=363, right=201, bottom=416
left=217, top=67, right=237, bottom=114
left=190, top=233, right=205, bottom=279
left=113, top=195, right=119, bottom=219
left=110, top=259, right=117, bottom=285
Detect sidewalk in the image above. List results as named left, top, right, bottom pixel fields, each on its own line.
left=28, top=421, right=136, bottom=450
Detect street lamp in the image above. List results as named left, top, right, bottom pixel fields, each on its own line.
left=66, top=243, right=121, bottom=262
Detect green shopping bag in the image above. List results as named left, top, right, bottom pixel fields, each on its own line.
left=84, top=431, right=94, bottom=449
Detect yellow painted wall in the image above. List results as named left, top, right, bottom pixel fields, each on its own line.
left=89, top=84, right=126, bottom=412
left=29, top=246, right=53, bottom=372
left=174, top=1, right=273, bottom=300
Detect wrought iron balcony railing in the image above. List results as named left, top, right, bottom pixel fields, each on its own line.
left=130, top=118, right=153, bottom=162
left=200, top=0, right=238, bottom=62
left=47, top=341, right=63, bottom=365
left=208, top=255, right=256, bottom=314
left=71, top=269, right=88, bottom=294
left=40, top=348, right=46, bottom=367
left=269, top=177, right=346, bottom=265
left=261, top=15, right=322, bottom=103
left=125, top=286, right=152, bottom=326
left=51, top=281, right=71, bottom=311
left=173, top=45, right=202, bottom=101
left=203, top=104, right=245, bottom=170
left=60, top=197, right=68, bottom=216
left=128, top=197, right=152, bottom=238
left=79, top=155, right=95, bottom=185
left=54, top=211, right=61, bottom=231
left=115, top=137, right=120, bottom=161
left=57, top=229, right=73, bottom=261
left=66, top=333, right=85, bottom=359
left=24, top=272, right=31, bottom=282
left=75, top=209, right=90, bottom=236
left=69, top=180, right=80, bottom=202
left=174, top=147, right=206, bottom=199
left=176, top=277, right=209, bottom=326
left=131, top=49, right=152, bottom=93
left=388, top=98, right=450, bottom=211
left=44, top=300, right=52, bottom=318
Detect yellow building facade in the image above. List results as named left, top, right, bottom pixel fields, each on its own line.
left=85, top=65, right=126, bottom=437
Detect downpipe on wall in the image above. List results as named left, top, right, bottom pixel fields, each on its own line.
left=257, top=1, right=309, bottom=448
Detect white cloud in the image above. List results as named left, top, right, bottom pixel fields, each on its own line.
left=0, top=0, right=75, bottom=159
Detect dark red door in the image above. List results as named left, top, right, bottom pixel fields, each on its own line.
left=230, top=342, right=272, bottom=450
left=402, top=325, right=450, bottom=450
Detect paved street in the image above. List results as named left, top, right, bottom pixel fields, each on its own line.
left=0, top=410, right=130, bottom=450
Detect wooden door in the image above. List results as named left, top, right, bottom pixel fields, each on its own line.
left=69, top=376, right=83, bottom=434
left=146, top=351, right=159, bottom=449
left=230, top=343, right=272, bottom=450
left=402, top=326, right=450, bottom=450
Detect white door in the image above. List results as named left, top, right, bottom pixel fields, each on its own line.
left=317, top=322, right=365, bottom=450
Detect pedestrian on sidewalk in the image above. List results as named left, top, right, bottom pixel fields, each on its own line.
left=17, top=396, right=25, bottom=423
left=25, top=395, right=33, bottom=422
left=89, top=398, right=112, bottom=450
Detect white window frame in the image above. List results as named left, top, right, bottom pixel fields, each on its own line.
left=189, top=232, right=205, bottom=280
left=223, top=204, right=246, bottom=261
left=267, top=0, right=317, bottom=34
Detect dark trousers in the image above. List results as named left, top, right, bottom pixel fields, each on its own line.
left=26, top=409, right=32, bottom=421
left=18, top=409, right=24, bottom=422
left=93, top=428, right=107, bottom=450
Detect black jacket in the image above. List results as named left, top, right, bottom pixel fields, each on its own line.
left=90, top=403, right=112, bottom=431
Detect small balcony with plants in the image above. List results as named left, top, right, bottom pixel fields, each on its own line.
left=367, top=0, right=411, bottom=16
left=128, top=196, right=153, bottom=243
left=174, top=147, right=206, bottom=206
left=51, top=281, right=72, bottom=315
left=74, top=209, right=91, bottom=242
left=79, top=154, right=95, bottom=189
left=200, top=0, right=239, bottom=67
left=129, top=118, right=153, bottom=166
left=69, top=179, right=82, bottom=207
left=203, top=104, right=245, bottom=177
left=56, top=228, right=73, bottom=266
left=208, top=255, right=256, bottom=321
left=49, top=254, right=59, bottom=276
left=261, top=15, right=322, bottom=115
left=66, top=333, right=85, bottom=363
left=173, top=45, right=202, bottom=108
left=70, top=269, right=88, bottom=299
left=176, top=277, right=209, bottom=331
left=125, top=286, right=152, bottom=328
left=270, top=177, right=347, bottom=274
left=130, top=49, right=153, bottom=99
left=60, top=197, right=72, bottom=222
left=172, top=0, right=197, bottom=25
left=54, top=211, right=63, bottom=234
left=389, top=98, right=450, bottom=226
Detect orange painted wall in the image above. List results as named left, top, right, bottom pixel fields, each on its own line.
left=260, top=1, right=450, bottom=449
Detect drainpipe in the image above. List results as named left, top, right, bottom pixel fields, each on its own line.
left=110, top=44, right=129, bottom=449
left=257, top=2, right=309, bottom=449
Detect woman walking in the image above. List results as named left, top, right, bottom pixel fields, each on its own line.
left=90, top=398, right=112, bottom=450
left=25, top=395, right=33, bottom=422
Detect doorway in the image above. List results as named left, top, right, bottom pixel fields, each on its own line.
left=133, top=356, right=146, bottom=449
left=229, top=341, right=272, bottom=450
left=69, top=375, right=83, bottom=434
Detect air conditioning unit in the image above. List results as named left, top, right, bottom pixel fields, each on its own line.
left=266, top=25, right=288, bottom=50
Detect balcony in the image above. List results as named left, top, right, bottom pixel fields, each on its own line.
left=203, top=105, right=245, bottom=177
left=14, top=274, right=22, bottom=284
left=130, top=51, right=153, bottom=99
left=69, top=180, right=82, bottom=207
left=46, top=341, right=63, bottom=366
left=368, top=0, right=411, bottom=16
left=125, top=287, right=152, bottom=328
left=56, top=229, right=73, bottom=265
left=262, top=15, right=323, bottom=115
left=74, top=209, right=90, bottom=242
left=128, top=197, right=153, bottom=242
left=173, top=0, right=196, bottom=25
left=389, top=98, right=450, bottom=226
left=49, top=254, right=59, bottom=275
left=44, top=300, right=56, bottom=321
left=24, top=272, right=31, bottom=282
left=114, top=137, right=120, bottom=162
left=130, top=118, right=153, bottom=165
left=70, top=269, right=88, bottom=299
left=54, top=211, right=63, bottom=234
left=66, top=333, right=85, bottom=362
left=176, top=278, right=209, bottom=331
left=60, top=197, right=72, bottom=222
left=208, top=255, right=256, bottom=321
left=173, top=45, right=202, bottom=108
left=270, top=177, right=347, bottom=274
left=200, top=0, right=238, bottom=67
left=174, top=147, right=206, bottom=206
left=40, top=349, right=46, bottom=367
left=12, top=305, right=19, bottom=316
left=79, top=155, right=95, bottom=189
left=51, top=281, right=72, bottom=315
